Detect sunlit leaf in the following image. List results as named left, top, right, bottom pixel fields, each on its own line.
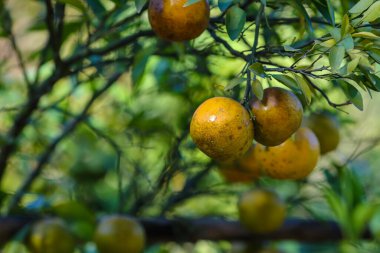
left=58, top=0, right=87, bottom=13
left=251, top=79, right=264, bottom=100
left=329, top=46, right=345, bottom=72
left=352, top=32, right=380, bottom=39
left=294, top=74, right=312, bottom=104
left=361, top=1, right=380, bottom=23
left=349, top=0, right=374, bottom=14
left=341, top=81, right=364, bottom=110
left=224, top=77, right=247, bottom=91
left=272, top=75, right=298, bottom=90
left=249, top=62, right=266, bottom=78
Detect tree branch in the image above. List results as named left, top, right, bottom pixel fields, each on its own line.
left=0, top=216, right=372, bottom=245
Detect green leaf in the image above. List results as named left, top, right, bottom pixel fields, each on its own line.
left=294, top=74, right=312, bottom=104
left=352, top=32, right=380, bottom=39
left=283, top=45, right=299, bottom=52
left=353, top=203, right=378, bottom=237
left=349, top=0, right=374, bottom=14
left=226, top=5, right=246, bottom=40
left=341, top=81, right=364, bottom=110
left=87, top=0, right=106, bottom=18
left=251, top=79, right=264, bottom=100
left=312, top=0, right=335, bottom=25
left=183, top=0, right=201, bottom=7
left=341, top=14, right=350, bottom=38
left=249, top=62, right=266, bottom=78
left=368, top=48, right=380, bottom=64
left=218, top=0, right=233, bottom=12
left=330, top=27, right=341, bottom=42
left=338, top=35, right=354, bottom=51
left=135, top=0, right=148, bottom=12
left=347, top=57, right=360, bottom=73
left=329, top=46, right=345, bottom=72
left=224, top=77, right=247, bottom=91
left=292, top=0, right=313, bottom=33
left=324, top=187, right=347, bottom=224
left=367, top=74, right=380, bottom=91
left=272, top=75, right=299, bottom=90
left=57, top=0, right=87, bottom=13
left=341, top=78, right=365, bottom=91
left=132, top=47, right=155, bottom=85
left=361, top=1, right=380, bottom=23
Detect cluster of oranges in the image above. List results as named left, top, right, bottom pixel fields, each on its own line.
left=190, top=88, right=340, bottom=233
left=190, top=87, right=340, bottom=182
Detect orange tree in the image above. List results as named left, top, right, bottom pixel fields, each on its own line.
left=0, top=0, right=380, bottom=252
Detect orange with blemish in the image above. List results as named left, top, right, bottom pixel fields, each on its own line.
left=255, top=127, right=320, bottom=180
left=190, top=97, right=254, bottom=162
left=250, top=87, right=303, bottom=146
left=148, top=0, right=210, bottom=41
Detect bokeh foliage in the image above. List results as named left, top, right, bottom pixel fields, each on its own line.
left=0, top=0, right=380, bottom=252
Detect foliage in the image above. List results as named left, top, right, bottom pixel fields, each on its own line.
left=0, top=0, right=379, bottom=252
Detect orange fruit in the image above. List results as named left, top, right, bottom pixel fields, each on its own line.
left=28, top=218, right=75, bottom=253
left=255, top=127, right=320, bottom=180
left=304, top=112, right=340, bottom=154
left=190, top=97, right=254, bottom=162
left=94, top=215, right=145, bottom=253
left=218, top=145, right=261, bottom=183
left=148, top=0, right=210, bottom=41
left=238, top=189, right=286, bottom=233
left=250, top=87, right=303, bottom=146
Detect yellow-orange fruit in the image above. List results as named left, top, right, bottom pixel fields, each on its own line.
left=250, top=87, right=303, bottom=146
left=190, top=97, right=254, bottom=162
left=304, top=113, right=340, bottom=154
left=218, top=146, right=261, bottom=183
left=94, top=215, right=145, bottom=253
left=148, top=0, right=210, bottom=41
left=255, top=127, right=320, bottom=180
left=238, top=189, right=286, bottom=233
left=28, top=218, right=75, bottom=253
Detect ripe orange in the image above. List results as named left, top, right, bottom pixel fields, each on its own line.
left=148, top=0, right=210, bottom=41
left=255, top=127, right=320, bottom=180
left=94, top=215, right=145, bottom=253
left=304, top=112, right=340, bottom=154
left=250, top=87, right=303, bottom=146
left=238, top=189, right=286, bottom=233
left=28, top=218, right=75, bottom=253
left=218, top=145, right=261, bottom=183
left=190, top=97, right=254, bottom=162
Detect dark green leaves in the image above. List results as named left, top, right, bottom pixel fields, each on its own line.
left=226, top=5, right=246, bottom=41
left=312, top=0, right=335, bottom=25
left=341, top=80, right=364, bottom=110
left=87, top=0, right=106, bottom=18
left=218, top=0, right=233, bottom=12
left=249, top=62, right=266, bottom=78
left=291, top=1, right=313, bottom=33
